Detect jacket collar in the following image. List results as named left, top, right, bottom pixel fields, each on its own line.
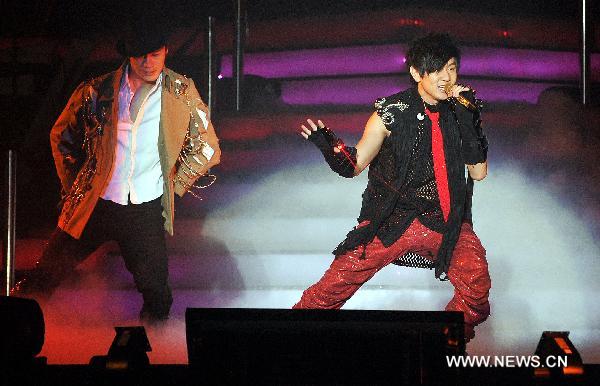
left=93, top=61, right=128, bottom=103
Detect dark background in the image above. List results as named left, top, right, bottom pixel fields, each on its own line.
left=2, top=0, right=597, bottom=38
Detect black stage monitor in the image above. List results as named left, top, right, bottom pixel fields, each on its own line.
left=0, top=296, right=45, bottom=365
left=186, top=308, right=465, bottom=385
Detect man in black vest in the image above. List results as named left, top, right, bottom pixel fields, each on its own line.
left=294, top=33, right=490, bottom=342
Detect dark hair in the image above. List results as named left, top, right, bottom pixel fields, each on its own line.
left=116, top=30, right=168, bottom=58
left=406, top=33, right=460, bottom=76
left=115, top=10, right=169, bottom=57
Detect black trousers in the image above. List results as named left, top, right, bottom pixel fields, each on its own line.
left=20, top=197, right=172, bottom=322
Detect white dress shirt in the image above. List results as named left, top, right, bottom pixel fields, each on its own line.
left=101, top=67, right=163, bottom=205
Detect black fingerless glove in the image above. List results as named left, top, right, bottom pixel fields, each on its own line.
left=308, top=126, right=357, bottom=178
left=451, top=90, right=488, bottom=164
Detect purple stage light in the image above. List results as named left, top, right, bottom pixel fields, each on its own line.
left=460, top=48, right=582, bottom=81
left=221, top=45, right=600, bottom=82
left=470, top=79, right=561, bottom=103
left=279, top=76, right=560, bottom=105
left=280, top=77, right=410, bottom=105
left=221, top=44, right=406, bottom=78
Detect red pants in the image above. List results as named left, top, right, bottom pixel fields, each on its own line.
left=293, top=219, right=491, bottom=341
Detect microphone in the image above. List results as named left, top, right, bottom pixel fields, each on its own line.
left=444, top=83, right=479, bottom=112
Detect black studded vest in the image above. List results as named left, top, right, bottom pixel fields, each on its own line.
left=333, top=87, right=475, bottom=279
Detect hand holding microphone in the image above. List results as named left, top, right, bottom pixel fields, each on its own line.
left=444, top=84, right=487, bottom=164
left=444, top=83, right=479, bottom=112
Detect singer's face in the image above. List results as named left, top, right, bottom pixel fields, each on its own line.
left=411, top=58, right=458, bottom=105
left=129, top=46, right=168, bottom=84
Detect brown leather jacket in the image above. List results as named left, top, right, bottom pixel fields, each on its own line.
left=50, top=64, right=221, bottom=239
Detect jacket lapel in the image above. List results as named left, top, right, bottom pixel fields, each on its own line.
left=96, top=64, right=124, bottom=181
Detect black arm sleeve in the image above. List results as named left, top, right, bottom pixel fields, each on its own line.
left=308, top=126, right=357, bottom=178
left=451, top=90, right=488, bottom=164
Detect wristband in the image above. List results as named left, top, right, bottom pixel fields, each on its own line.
left=308, top=126, right=357, bottom=178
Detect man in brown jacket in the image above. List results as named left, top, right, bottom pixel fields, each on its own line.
left=12, top=28, right=220, bottom=323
